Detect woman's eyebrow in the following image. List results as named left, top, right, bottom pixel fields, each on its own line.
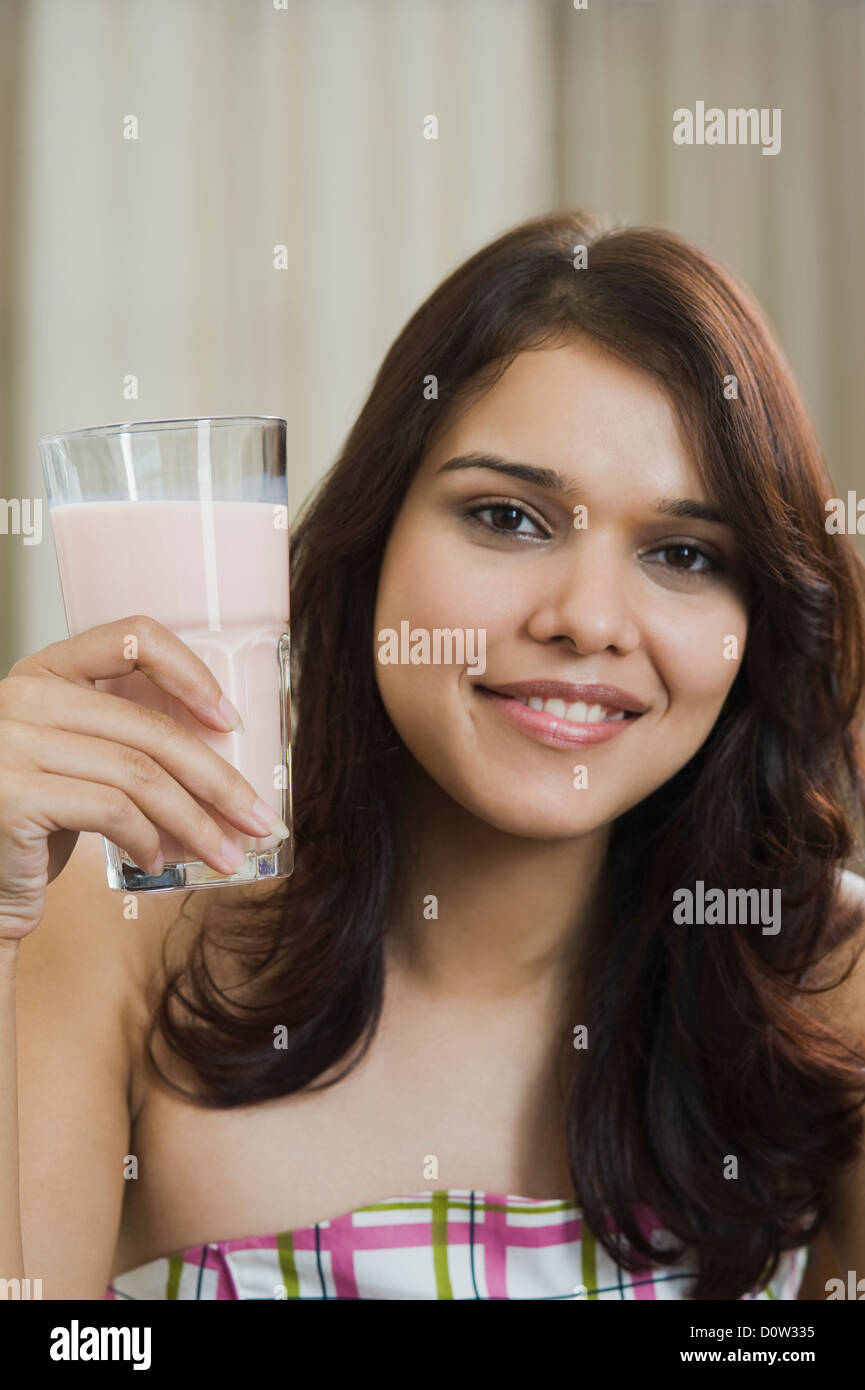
left=437, top=453, right=570, bottom=491
left=655, top=497, right=726, bottom=525
left=437, top=453, right=726, bottom=525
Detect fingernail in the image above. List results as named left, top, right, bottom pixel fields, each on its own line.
left=250, top=800, right=287, bottom=828
left=256, top=816, right=290, bottom=840
left=219, top=836, right=248, bottom=872
left=216, top=695, right=245, bottom=733
left=149, top=850, right=165, bottom=876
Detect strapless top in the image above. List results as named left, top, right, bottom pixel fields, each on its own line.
left=105, top=1189, right=809, bottom=1300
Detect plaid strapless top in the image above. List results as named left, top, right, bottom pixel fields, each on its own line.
left=105, top=1188, right=809, bottom=1301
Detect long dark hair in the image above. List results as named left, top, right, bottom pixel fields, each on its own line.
left=146, top=211, right=865, bottom=1299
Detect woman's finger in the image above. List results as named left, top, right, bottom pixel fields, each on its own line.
left=0, top=770, right=168, bottom=877
left=10, top=614, right=243, bottom=733
left=0, top=720, right=257, bottom=871
left=0, top=682, right=284, bottom=841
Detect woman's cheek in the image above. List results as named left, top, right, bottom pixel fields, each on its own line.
left=652, top=602, right=746, bottom=712
left=377, top=540, right=507, bottom=636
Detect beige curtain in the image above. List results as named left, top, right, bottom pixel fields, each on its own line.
left=1, top=0, right=863, bottom=673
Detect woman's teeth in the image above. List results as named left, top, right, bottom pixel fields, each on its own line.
left=514, top=696, right=627, bottom=723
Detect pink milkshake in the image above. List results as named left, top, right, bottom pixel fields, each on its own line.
left=49, top=498, right=290, bottom=866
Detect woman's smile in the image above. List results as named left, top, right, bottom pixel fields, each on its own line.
left=472, top=680, right=646, bottom=748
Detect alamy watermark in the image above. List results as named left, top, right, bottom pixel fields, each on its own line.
left=673, top=881, right=781, bottom=935
left=0, top=1275, right=42, bottom=1298
left=377, top=621, right=486, bottom=676
left=50, top=1320, right=151, bottom=1369
left=673, top=103, right=781, bottom=156
left=0, top=497, right=42, bottom=544
left=825, top=492, right=865, bottom=534
left=825, top=1270, right=864, bottom=1299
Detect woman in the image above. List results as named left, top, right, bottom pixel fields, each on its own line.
left=2, top=211, right=864, bottom=1301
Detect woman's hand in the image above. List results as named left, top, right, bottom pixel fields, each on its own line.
left=0, top=614, right=282, bottom=942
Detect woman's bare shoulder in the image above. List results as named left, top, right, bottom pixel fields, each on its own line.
left=839, top=866, right=865, bottom=926
left=811, top=869, right=865, bottom=1027
left=809, top=869, right=865, bottom=1278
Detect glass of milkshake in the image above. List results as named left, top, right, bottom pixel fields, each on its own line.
left=39, top=416, right=292, bottom=893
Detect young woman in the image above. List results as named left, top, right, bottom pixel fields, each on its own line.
left=2, top=211, right=864, bottom=1301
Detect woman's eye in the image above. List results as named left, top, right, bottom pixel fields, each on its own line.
left=645, top=543, right=718, bottom=574
left=467, top=503, right=548, bottom=539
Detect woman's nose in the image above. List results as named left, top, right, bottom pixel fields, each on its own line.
left=524, top=538, right=641, bottom=656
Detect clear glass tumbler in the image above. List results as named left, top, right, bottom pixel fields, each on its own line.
left=39, top=415, right=293, bottom=893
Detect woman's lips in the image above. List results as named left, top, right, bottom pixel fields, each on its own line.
left=475, top=685, right=643, bottom=747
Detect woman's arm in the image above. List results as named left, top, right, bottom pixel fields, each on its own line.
left=0, top=942, right=24, bottom=1285
left=13, top=833, right=159, bottom=1298
left=0, top=616, right=275, bottom=1297
left=820, top=871, right=865, bottom=1285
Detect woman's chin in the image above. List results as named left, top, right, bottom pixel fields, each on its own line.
left=439, top=786, right=616, bottom=842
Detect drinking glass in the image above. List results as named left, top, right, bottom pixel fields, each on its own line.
left=39, top=415, right=292, bottom=892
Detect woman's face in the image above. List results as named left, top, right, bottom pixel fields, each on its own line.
left=373, top=337, right=750, bottom=839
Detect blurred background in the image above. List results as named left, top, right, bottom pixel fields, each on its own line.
left=0, top=0, right=863, bottom=673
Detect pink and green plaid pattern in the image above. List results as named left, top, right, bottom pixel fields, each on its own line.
left=105, top=1188, right=808, bottom=1301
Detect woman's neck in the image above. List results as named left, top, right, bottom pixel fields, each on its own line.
left=386, top=762, right=611, bottom=1006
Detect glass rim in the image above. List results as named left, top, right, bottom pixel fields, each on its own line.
left=38, top=415, right=287, bottom=447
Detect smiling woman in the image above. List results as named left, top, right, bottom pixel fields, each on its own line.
left=9, top=210, right=865, bottom=1303
left=373, top=339, right=752, bottom=838
left=121, top=210, right=865, bottom=1301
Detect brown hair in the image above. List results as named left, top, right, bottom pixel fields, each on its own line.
left=147, top=211, right=865, bottom=1299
